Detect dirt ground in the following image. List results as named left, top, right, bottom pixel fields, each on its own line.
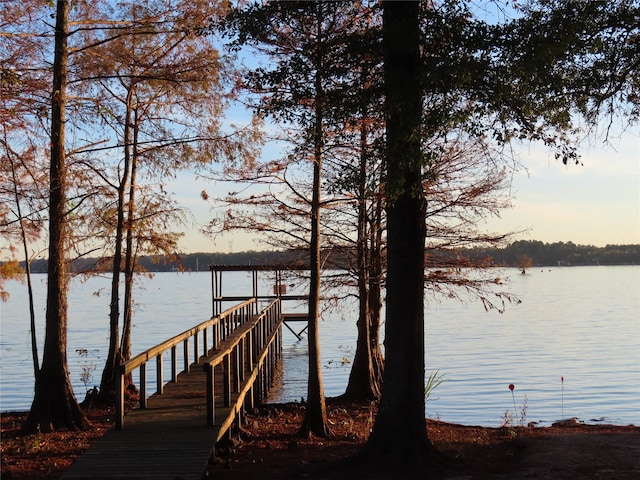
left=2, top=402, right=639, bottom=479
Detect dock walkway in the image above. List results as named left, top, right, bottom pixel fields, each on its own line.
left=63, top=362, right=220, bottom=480
left=63, top=265, right=308, bottom=480
left=64, top=296, right=288, bottom=480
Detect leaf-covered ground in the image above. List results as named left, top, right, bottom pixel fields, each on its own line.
left=1, top=408, right=112, bottom=479
left=2, top=402, right=639, bottom=479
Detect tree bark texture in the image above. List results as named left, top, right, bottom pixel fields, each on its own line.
left=301, top=1, right=329, bottom=437
left=98, top=91, right=132, bottom=401
left=343, top=116, right=383, bottom=402
left=363, top=1, right=436, bottom=474
left=24, top=0, right=90, bottom=433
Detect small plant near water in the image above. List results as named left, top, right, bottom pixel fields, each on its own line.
left=425, top=370, right=446, bottom=404
left=501, top=383, right=528, bottom=429
left=76, top=348, right=99, bottom=392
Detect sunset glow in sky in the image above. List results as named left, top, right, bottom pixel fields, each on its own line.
left=172, top=128, right=639, bottom=253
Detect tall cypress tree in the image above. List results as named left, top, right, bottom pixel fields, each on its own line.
left=24, top=0, right=90, bottom=433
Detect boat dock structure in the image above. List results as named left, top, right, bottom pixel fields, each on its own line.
left=63, top=265, right=308, bottom=480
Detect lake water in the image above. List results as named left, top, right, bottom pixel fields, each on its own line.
left=1, top=266, right=638, bottom=427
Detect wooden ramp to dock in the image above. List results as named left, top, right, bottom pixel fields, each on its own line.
left=63, top=298, right=288, bottom=480
left=62, top=367, right=216, bottom=480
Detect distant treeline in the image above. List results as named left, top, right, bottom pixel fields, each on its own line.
left=17, top=241, right=640, bottom=273
left=25, top=250, right=311, bottom=274
left=456, top=240, right=640, bottom=267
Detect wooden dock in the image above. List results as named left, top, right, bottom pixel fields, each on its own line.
left=62, top=366, right=217, bottom=480
left=63, top=298, right=289, bottom=480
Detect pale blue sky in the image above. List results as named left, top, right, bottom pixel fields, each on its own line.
left=168, top=4, right=639, bottom=254
left=487, top=129, right=640, bottom=247
left=171, top=128, right=639, bottom=253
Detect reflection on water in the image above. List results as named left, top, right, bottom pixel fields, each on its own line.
left=1, top=267, right=639, bottom=427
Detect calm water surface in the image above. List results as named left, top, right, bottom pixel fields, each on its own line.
left=1, top=266, right=638, bottom=427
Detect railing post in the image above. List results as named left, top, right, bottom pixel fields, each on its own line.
left=268, top=343, right=273, bottom=385
left=256, top=363, right=263, bottom=404
left=183, top=338, right=190, bottom=373
left=116, top=363, right=125, bottom=430
left=246, top=330, right=254, bottom=372
left=239, top=338, right=245, bottom=383
left=221, top=316, right=226, bottom=341
left=206, top=363, right=215, bottom=427
left=223, top=353, right=231, bottom=407
left=233, top=346, right=241, bottom=392
left=171, top=346, right=178, bottom=383
left=140, top=363, right=147, bottom=409
left=194, top=330, right=200, bottom=365
left=212, top=319, right=219, bottom=350
left=203, top=327, right=209, bottom=357
left=156, top=353, right=164, bottom=395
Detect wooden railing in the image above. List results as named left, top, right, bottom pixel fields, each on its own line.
left=115, top=298, right=258, bottom=429
left=203, top=298, right=282, bottom=436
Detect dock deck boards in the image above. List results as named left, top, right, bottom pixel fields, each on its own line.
left=63, top=365, right=221, bottom=480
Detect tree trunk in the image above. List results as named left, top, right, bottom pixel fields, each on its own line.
left=362, top=1, right=436, bottom=474
left=24, top=0, right=90, bottom=433
left=301, top=2, right=329, bottom=437
left=121, top=107, right=139, bottom=369
left=98, top=91, right=134, bottom=403
left=9, top=154, right=40, bottom=376
left=343, top=116, right=382, bottom=402
left=367, top=209, right=384, bottom=394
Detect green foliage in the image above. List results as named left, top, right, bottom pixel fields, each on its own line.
left=424, top=370, right=446, bottom=404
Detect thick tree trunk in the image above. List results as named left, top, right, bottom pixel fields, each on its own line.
left=302, top=20, right=329, bottom=435
left=362, top=1, right=436, bottom=475
left=24, top=0, right=90, bottom=433
left=343, top=272, right=378, bottom=400
left=303, top=154, right=329, bottom=435
left=302, top=3, right=329, bottom=436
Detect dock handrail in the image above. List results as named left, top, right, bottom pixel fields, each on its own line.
left=203, top=298, right=282, bottom=437
left=115, top=298, right=257, bottom=429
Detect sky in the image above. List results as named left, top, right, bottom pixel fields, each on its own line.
left=169, top=2, right=639, bottom=253
left=170, top=127, right=639, bottom=254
